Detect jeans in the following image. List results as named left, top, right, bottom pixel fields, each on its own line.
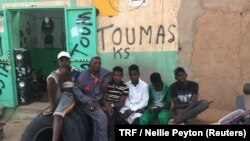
left=175, top=100, right=209, bottom=123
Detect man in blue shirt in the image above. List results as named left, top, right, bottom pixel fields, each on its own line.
left=73, top=55, right=112, bottom=141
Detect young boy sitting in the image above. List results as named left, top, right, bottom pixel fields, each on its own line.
left=140, top=72, right=171, bottom=125
left=102, top=66, right=129, bottom=141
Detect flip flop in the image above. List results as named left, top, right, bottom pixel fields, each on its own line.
left=43, top=106, right=53, bottom=115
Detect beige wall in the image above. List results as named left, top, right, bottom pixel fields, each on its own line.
left=96, top=0, right=180, bottom=53
left=178, top=0, right=250, bottom=121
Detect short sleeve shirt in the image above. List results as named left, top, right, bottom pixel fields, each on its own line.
left=106, top=81, right=129, bottom=104
left=170, top=81, right=198, bottom=104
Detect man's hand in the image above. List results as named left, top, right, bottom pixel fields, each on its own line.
left=148, top=106, right=160, bottom=112
left=103, top=102, right=114, bottom=115
left=89, top=101, right=99, bottom=112
left=122, top=109, right=133, bottom=119
left=174, top=113, right=183, bottom=124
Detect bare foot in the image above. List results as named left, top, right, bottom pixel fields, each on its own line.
left=43, top=106, right=53, bottom=115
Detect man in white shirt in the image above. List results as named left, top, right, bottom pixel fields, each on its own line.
left=119, top=64, right=149, bottom=124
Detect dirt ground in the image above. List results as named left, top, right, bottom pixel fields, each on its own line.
left=0, top=115, right=212, bottom=141
left=0, top=99, right=219, bottom=141
left=0, top=100, right=48, bottom=141
left=2, top=119, right=32, bottom=141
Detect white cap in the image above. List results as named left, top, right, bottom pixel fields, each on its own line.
left=57, top=51, right=70, bottom=59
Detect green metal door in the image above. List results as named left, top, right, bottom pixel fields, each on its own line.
left=0, top=10, right=19, bottom=107
left=65, top=7, right=97, bottom=70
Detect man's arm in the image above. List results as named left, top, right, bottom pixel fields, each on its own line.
left=115, top=85, right=129, bottom=109
left=131, top=85, right=149, bottom=111
left=147, top=86, right=154, bottom=109
left=102, top=85, right=109, bottom=105
left=173, top=94, right=198, bottom=124
left=47, top=77, right=57, bottom=110
left=178, top=82, right=199, bottom=114
left=173, top=98, right=190, bottom=109
left=170, top=83, right=195, bottom=110
left=102, top=84, right=114, bottom=114
left=115, top=95, right=126, bottom=109
left=73, top=72, right=92, bottom=105
left=164, top=88, right=171, bottom=109
left=176, top=94, right=198, bottom=115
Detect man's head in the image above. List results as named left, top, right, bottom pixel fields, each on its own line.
left=150, top=72, right=163, bottom=91
left=128, top=64, right=140, bottom=84
left=90, top=55, right=101, bottom=73
left=112, top=66, right=123, bottom=84
left=174, top=67, right=187, bottom=83
left=57, top=51, right=70, bottom=68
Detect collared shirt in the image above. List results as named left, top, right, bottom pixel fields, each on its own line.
left=73, top=68, right=112, bottom=105
left=120, top=79, right=149, bottom=124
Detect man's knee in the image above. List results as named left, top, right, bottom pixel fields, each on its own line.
left=197, top=100, right=209, bottom=111
left=95, top=110, right=108, bottom=124
left=54, top=115, right=64, bottom=124
left=139, top=116, right=149, bottom=125
left=158, top=113, right=170, bottom=124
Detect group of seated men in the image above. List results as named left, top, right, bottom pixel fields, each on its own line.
left=43, top=51, right=210, bottom=141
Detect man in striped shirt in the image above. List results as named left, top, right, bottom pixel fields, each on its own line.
left=103, top=66, right=128, bottom=141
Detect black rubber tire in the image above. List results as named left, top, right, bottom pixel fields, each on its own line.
left=74, top=102, right=93, bottom=141
left=21, top=112, right=83, bottom=141
left=67, top=109, right=86, bottom=141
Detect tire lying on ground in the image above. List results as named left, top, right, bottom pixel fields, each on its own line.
left=21, top=109, right=85, bottom=141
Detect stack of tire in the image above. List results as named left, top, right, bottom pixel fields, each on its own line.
left=21, top=103, right=92, bottom=141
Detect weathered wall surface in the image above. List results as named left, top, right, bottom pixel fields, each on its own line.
left=178, top=0, right=250, bottom=121
left=92, top=0, right=181, bottom=83
left=193, top=10, right=242, bottom=121
left=177, top=0, right=203, bottom=79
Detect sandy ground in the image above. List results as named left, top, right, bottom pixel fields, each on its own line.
left=0, top=98, right=218, bottom=141
left=0, top=99, right=49, bottom=141
left=1, top=117, right=212, bottom=141
left=2, top=119, right=32, bottom=141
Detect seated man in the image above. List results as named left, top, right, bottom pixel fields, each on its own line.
left=73, top=55, right=112, bottom=141
left=119, top=64, right=149, bottom=124
left=169, top=67, right=209, bottom=125
left=140, top=72, right=171, bottom=125
left=43, top=51, right=80, bottom=141
left=102, top=66, right=128, bottom=141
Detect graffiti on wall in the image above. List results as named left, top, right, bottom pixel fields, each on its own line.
left=68, top=10, right=95, bottom=70
left=69, top=11, right=93, bottom=57
left=0, top=63, right=9, bottom=95
left=97, top=24, right=176, bottom=59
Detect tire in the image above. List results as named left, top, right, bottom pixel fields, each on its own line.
left=21, top=112, right=83, bottom=141
left=74, top=102, right=93, bottom=140
left=67, top=109, right=86, bottom=140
